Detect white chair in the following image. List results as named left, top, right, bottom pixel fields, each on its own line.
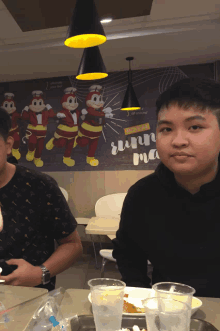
left=95, top=193, right=152, bottom=277
left=95, top=193, right=127, bottom=277
left=95, top=193, right=127, bottom=219
left=59, top=187, right=69, bottom=202
left=75, top=217, right=100, bottom=269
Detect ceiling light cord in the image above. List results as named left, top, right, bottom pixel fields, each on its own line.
left=126, top=57, right=133, bottom=84
left=129, top=61, right=131, bottom=83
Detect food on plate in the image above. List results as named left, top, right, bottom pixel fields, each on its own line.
left=192, top=297, right=202, bottom=308
left=117, top=326, right=146, bottom=331
left=171, top=295, right=201, bottom=308
left=122, top=293, right=201, bottom=313
left=123, top=294, right=145, bottom=313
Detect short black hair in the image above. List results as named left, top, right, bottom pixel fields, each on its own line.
left=7, top=155, right=18, bottom=164
left=156, top=77, right=220, bottom=128
left=0, top=107, right=11, bottom=141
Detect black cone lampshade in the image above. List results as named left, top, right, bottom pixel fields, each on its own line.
left=121, top=57, right=141, bottom=111
left=76, top=46, right=108, bottom=80
left=64, top=0, right=107, bottom=48
left=121, top=82, right=141, bottom=110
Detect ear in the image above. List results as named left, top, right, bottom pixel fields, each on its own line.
left=6, top=136, right=14, bottom=155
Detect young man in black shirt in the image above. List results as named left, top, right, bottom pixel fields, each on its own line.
left=112, top=78, right=220, bottom=297
left=0, top=107, right=82, bottom=291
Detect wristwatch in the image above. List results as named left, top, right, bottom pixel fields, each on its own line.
left=39, top=264, right=50, bottom=285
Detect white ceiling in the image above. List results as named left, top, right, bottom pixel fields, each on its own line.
left=0, top=0, right=220, bottom=81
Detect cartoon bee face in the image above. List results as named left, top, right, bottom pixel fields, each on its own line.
left=2, top=100, right=16, bottom=114
left=87, top=94, right=104, bottom=109
left=29, top=98, right=45, bottom=113
left=62, top=95, right=79, bottom=111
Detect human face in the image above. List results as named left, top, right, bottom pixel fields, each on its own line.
left=156, top=105, right=220, bottom=178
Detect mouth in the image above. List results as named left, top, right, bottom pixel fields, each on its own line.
left=171, top=154, right=193, bottom=161
left=171, top=153, right=192, bottom=157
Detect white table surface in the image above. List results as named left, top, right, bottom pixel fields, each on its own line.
left=85, top=216, right=119, bottom=236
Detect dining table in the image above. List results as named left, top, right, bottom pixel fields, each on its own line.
left=0, top=285, right=48, bottom=330
left=85, top=216, right=119, bottom=240
left=54, top=289, right=220, bottom=330
left=0, top=287, right=220, bottom=330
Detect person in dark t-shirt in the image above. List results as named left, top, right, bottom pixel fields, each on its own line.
left=0, top=107, right=82, bottom=291
left=113, top=78, right=220, bottom=297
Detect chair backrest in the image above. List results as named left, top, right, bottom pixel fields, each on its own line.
left=95, top=193, right=127, bottom=219
left=59, top=187, right=69, bottom=202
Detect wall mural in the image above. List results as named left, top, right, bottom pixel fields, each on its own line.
left=0, top=62, right=214, bottom=171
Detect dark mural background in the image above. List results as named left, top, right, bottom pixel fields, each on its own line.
left=1, top=62, right=214, bottom=171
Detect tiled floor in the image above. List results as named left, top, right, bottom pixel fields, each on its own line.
left=55, top=241, right=153, bottom=290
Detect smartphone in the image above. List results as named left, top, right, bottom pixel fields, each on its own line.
left=0, top=260, right=18, bottom=276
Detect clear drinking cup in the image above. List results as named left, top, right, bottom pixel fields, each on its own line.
left=88, top=278, right=126, bottom=331
left=152, top=282, right=195, bottom=329
left=142, top=297, right=190, bottom=331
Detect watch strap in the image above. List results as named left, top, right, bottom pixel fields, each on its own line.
left=39, top=264, right=50, bottom=284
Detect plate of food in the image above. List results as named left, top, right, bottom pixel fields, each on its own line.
left=88, top=287, right=202, bottom=316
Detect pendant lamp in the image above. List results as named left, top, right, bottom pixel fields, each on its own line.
left=64, top=0, right=107, bottom=48
left=76, top=46, right=108, bottom=80
left=121, top=57, right=141, bottom=111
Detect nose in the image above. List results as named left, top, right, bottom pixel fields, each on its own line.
left=171, top=130, right=189, bottom=147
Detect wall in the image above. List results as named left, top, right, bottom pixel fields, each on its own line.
left=3, top=61, right=215, bottom=234
left=43, top=170, right=155, bottom=218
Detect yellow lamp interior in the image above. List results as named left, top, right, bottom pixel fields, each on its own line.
left=121, top=107, right=141, bottom=111
left=64, top=34, right=106, bottom=48
left=76, top=72, right=108, bottom=80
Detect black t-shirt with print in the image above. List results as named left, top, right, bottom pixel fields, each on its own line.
left=0, top=165, right=77, bottom=291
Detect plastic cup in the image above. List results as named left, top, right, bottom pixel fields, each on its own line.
left=142, top=297, right=190, bottom=331
left=88, top=278, right=126, bottom=331
left=152, top=282, right=195, bottom=329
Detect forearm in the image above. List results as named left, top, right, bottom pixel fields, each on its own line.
left=39, top=242, right=83, bottom=278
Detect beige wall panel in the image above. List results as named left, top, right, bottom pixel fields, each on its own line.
left=44, top=171, right=105, bottom=218
left=104, top=170, right=155, bottom=195
left=44, top=170, right=155, bottom=218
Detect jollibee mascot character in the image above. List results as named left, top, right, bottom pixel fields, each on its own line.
left=46, top=87, right=80, bottom=167
left=1, top=92, right=21, bottom=160
left=76, top=85, right=113, bottom=166
left=22, top=90, right=55, bottom=167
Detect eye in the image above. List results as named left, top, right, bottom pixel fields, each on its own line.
left=68, top=97, right=75, bottom=103
left=190, top=125, right=203, bottom=131
left=34, top=101, right=37, bottom=106
left=159, top=127, right=171, bottom=133
left=39, top=101, right=42, bottom=106
left=10, top=103, right=13, bottom=108
left=4, top=103, right=7, bottom=108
